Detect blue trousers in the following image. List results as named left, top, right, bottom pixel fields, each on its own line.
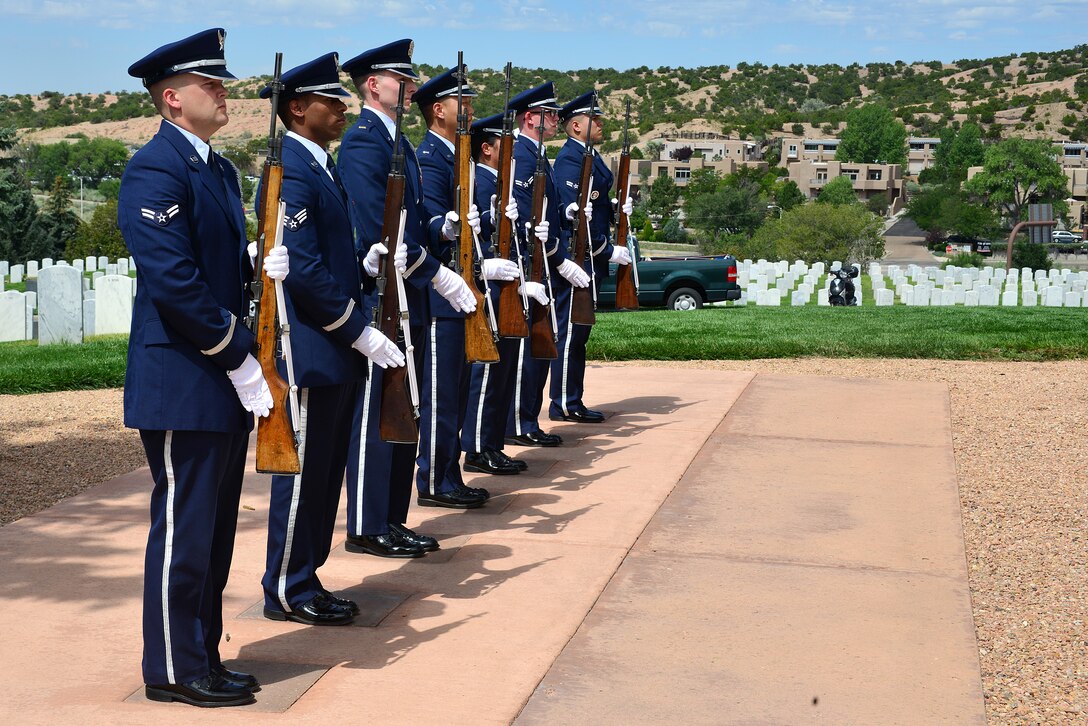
left=416, top=317, right=469, bottom=495
left=462, top=337, right=519, bottom=454
left=140, top=428, right=248, bottom=685
left=264, top=382, right=357, bottom=612
left=507, top=335, right=551, bottom=437
left=548, top=276, right=593, bottom=417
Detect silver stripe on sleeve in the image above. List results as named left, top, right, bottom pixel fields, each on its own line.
left=201, top=313, right=236, bottom=356
left=322, top=299, right=355, bottom=332
left=404, top=248, right=427, bottom=278
left=161, top=431, right=177, bottom=684
left=276, top=388, right=309, bottom=612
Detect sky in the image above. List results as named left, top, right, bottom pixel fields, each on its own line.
left=0, top=0, right=1085, bottom=94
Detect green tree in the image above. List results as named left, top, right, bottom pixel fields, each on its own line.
left=771, top=179, right=806, bottom=211
left=752, top=203, right=885, bottom=264
left=964, top=137, right=1068, bottom=224
left=836, top=104, right=907, bottom=166
left=645, top=175, right=680, bottom=220
left=681, top=168, right=721, bottom=205
left=927, top=122, right=985, bottom=184
left=0, top=127, right=43, bottom=261
left=816, top=175, right=858, bottom=205
left=65, top=199, right=127, bottom=260
left=685, top=180, right=766, bottom=242
left=31, top=175, right=81, bottom=258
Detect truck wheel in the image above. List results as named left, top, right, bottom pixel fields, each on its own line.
left=666, top=287, right=703, bottom=311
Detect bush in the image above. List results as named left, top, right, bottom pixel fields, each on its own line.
left=1011, top=239, right=1052, bottom=271
left=942, top=252, right=984, bottom=269
left=639, top=220, right=656, bottom=242
left=659, top=217, right=689, bottom=244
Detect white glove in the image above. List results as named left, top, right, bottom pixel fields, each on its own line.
left=565, top=201, right=593, bottom=223
left=557, top=259, right=590, bottom=288
left=532, top=220, right=550, bottom=244
left=361, top=241, right=406, bottom=277
left=432, top=265, right=477, bottom=313
left=352, top=328, right=405, bottom=369
left=226, top=354, right=273, bottom=418
left=247, top=241, right=258, bottom=265
left=519, top=281, right=548, bottom=305
left=504, top=196, right=519, bottom=222
left=263, top=245, right=290, bottom=281
left=482, top=258, right=519, bottom=281
left=613, top=194, right=633, bottom=216
left=440, top=206, right=482, bottom=240
left=610, top=246, right=633, bottom=265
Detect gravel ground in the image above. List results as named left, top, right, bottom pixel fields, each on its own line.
left=2, top=360, right=1086, bottom=723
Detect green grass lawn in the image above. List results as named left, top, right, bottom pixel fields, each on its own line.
left=2, top=306, right=1087, bottom=395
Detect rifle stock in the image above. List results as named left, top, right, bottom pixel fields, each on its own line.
left=253, top=53, right=300, bottom=475
left=570, top=153, right=596, bottom=325
left=613, top=99, right=639, bottom=310
left=494, top=64, right=528, bottom=339
left=528, top=125, right=558, bottom=360
left=375, top=82, right=418, bottom=444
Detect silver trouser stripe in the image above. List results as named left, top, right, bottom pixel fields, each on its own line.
left=323, top=299, right=355, bottom=332
left=404, top=248, right=427, bottom=278
left=276, top=389, right=309, bottom=612
left=427, top=321, right=439, bottom=495
left=474, top=364, right=489, bottom=453
left=513, top=339, right=525, bottom=435
left=201, top=314, right=236, bottom=356
left=561, top=293, right=574, bottom=416
left=353, top=362, right=374, bottom=536
left=161, top=431, right=177, bottom=684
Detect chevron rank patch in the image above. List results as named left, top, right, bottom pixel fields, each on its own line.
left=141, top=204, right=180, bottom=226
left=285, top=208, right=308, bottom=232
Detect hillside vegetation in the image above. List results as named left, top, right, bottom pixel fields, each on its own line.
left=4, top=45, right=1088, bottom=151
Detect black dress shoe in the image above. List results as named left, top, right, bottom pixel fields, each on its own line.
left=145, top=674, right=254, bottom=708
left=389, top=522, right=440, bottom=552
left=550, top=408, right=605, bottom=423
left=494, top=450, right=528, bottom=471
left=319, top=588, right=360, bottom=616
left=417, top=484, right=488, bottom=509
left=345, top=532, right=425, bottom=558
left=263, top=593, right=355, bottom=626
left=504, top=430, right=562, bottom=447
left=211, top=664, right=260, bottom=692
left=464, top=450, right=520, bottom=475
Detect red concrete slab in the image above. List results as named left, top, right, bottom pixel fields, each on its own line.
left=516, top=374, right=986, bottom=725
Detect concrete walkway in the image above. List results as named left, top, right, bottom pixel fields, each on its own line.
left=0, top=366, right=985, bottom=725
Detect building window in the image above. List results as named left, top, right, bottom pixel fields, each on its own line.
left=815, top=170, right=828, bottom=181
left=910, top=143, right=925, bottom=151
left=658, top=167, right=669, bottom=178
left=867, top=169, right=882, bottom=181
left=842, top=169, right=858, bottom=181
left=675, top=167, right=691, bottom=180
left=804, top=143, right=819, bottom=152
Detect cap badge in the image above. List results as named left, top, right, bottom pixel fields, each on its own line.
left=218, top=30, right=225, bottom=51
left=407, top=41, right=414, bottom=60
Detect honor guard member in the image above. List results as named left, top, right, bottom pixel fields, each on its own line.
left=338, top=40, right=472, bottom=556
left=413, top=66, right=506, bottom=502
left=258, top=54, right=404, bottom=626
left=120, top=28, right=290, bottom=707
left=504, top=82, right=569, bottom=448
left=461, top=112, right=538, bottom=474
left=550, top=91, right=632, bottom=423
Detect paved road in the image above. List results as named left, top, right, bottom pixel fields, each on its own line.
left=883, top=215, right=938, bottom=266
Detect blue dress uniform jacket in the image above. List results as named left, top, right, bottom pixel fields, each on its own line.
left=262, top=134, right=366, bottom=615
left=507, top=133, right=567, bottom=437
left=120, top=120, right=255, bottom=432
left=417, top=130, right=462, bottom=320
left=548, top=138, right=616, bottom=418
left=339, top=107, right=435, bottom=537
left=118, top=119, right=254, bottom=687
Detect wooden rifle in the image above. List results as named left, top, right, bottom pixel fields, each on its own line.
left=526, top=107, right=558, bottom=360
left=493, top=62, right=529, bottom=338
left=250, top=52, right=301, bottom=475
left=453, top=53, right=500, bottom=363
left=569, top=92, right=597, bottom=326
left=374, top=80, right=420, bottom=444
left=613, top=98, right=640, bottom=310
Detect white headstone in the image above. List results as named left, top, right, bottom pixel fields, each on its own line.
left=1022, top=290, right=1038, bottom=307
left=941, top=288, right=956, bottom=306
left=85, top=256, right=97, bottom=272
left=0, top=261, right=8, bottom=278
left=26, top=260, right=38, bottom=278
left=96, top=255, right=108, bottom=271
left=901, top=286, right=915, bottom=306
left=790, top=290, right=807, bottom=306
left=83, top=298, right=95, bottom=337
left=978, top=285, right=998, bottom=306
left=1065, top=292, right=1081, bottom=308
left=42, top=258, right=53, bottom=269
left=0, top=291, right=29, bottom=342
left=875, top=289, right=893, bottom=306
left=94, top=275, right=134, bottom=335
left=830, top=260, right=842, bottom=271
left=25, top=290, right=36, bottom=311
left=37, top=265, right=83, bottom=345
left=105, top=263, right=118, bottom=276
left=964, top=290, right=979, bottom=306
left=1001, top=290, right=1017, bottom=306
left=811, top=262, right=826, bottom=276
left=1045, top=286, right=1064, bottom=307
left=915, top=289, right=930, bottom=306
left=817, top=289, right=829, bottom=306
left=9, top=264, right=23, bottom=284
left=73, top=258, right=85, bottom=272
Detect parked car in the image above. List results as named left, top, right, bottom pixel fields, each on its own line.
left=596, top=239, right=741, bottom=310
left=1051, top=230, right=1081, bottom=244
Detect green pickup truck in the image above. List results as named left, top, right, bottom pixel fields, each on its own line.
left=595, top=241, right=741, bottom=310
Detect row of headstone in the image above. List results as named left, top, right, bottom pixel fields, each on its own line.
left=0, top=267, right=135, bottom=344
left=0, top=256, right=135, bottom=282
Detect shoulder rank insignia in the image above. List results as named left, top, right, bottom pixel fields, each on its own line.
left=142, top=204, right=180, bottom=226
left=285, top=208, right=308, bottom=231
